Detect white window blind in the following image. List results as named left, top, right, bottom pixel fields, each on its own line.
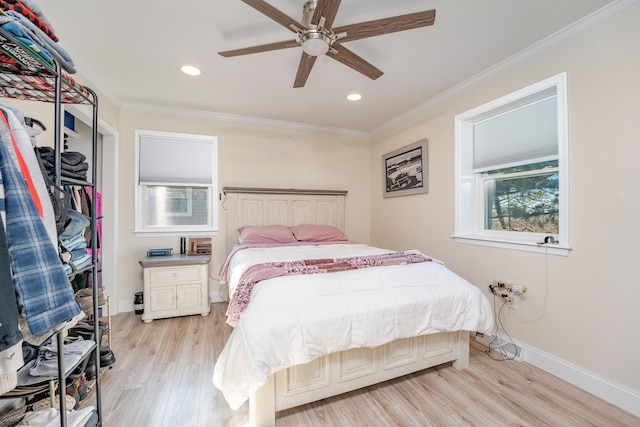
left=473, top=95, right=558, bottom=172
left=138, top=134, right=214, bottom=185
left=135, top=129, right=219, bottom=235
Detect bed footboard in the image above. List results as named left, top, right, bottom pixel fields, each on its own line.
left=249, top=330, right=469, bottom=427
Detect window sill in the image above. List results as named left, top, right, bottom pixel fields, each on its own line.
left=452, top=234, right=571, bottom=256
left=134, top=230, right=218, bottom=238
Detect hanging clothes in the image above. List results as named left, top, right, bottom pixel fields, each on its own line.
left=0, top=213, right=24, bottom=395
left=0, top=110, right=81, bottom=336
left=0, top=105, right=44, bottom=217
left=85, top=185, right=101, bottom=259
left=0, top=215, right=22, bottom=352
left=0, top=101, right=57, bottom=246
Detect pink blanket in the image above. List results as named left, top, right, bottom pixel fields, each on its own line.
left=218, top=241, right=358, bottom=282
left=226, top=251, right=432, bottom=326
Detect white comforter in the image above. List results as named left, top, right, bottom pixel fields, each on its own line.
left=213, top=244, right=494, bottom=410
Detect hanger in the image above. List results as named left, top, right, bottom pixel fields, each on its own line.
left=24, top=117, right=47, bottom=131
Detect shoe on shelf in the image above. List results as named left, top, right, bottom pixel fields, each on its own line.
left=75, top=287, right=107, bottom=317
left=99, top=346, right=116, bottom=367
left=76, top=320, right=109, bottom=334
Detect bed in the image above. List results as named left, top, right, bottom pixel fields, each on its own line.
left=214, top=187, right=494, bottom=426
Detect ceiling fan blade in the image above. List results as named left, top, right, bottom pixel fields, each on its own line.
left=312, top=0, right=342, bottom=29
left=241, top=0, right=305, bottom=33
left=333, top=9, right=436, bottom=43
left=293, top=54, right=318, bottom=88
left=327, top=44, right=383, bottom=81
left=218, top=39, right=298, bottom=57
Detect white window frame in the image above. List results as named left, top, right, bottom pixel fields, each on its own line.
left=134, top=129, right=218, bottom=236
left=454, top=73, right=570, bottom=256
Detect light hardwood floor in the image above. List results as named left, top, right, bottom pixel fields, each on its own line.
left=83, top=303, right=639, bottom=426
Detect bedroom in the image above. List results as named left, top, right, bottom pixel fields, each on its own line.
left=1, top=0, right=639, bottom=426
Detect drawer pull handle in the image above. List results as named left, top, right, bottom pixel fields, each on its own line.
left=173, top=273, right=178, bottom=278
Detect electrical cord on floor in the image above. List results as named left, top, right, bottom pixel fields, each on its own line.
left=484, top=293, right=518, bottom=361
left=485, top=296, right=535, bottom=380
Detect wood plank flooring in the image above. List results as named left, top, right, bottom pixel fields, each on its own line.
left=81, top=303, right=640, bottom=426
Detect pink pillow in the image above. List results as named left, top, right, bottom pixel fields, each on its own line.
left=291, top=224, right=348, bottom=242
left=237, top=225, right=296, bottom=244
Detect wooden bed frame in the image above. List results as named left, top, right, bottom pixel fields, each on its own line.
left=222, top=187, right=470, bottom=427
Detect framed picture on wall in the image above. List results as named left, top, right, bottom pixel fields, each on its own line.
left=382, top=139, right=428, bottom=198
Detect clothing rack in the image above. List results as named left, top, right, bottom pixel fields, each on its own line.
left=0, top=24, right=101, bottom=427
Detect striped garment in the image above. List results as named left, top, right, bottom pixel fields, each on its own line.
left=0, top=111, right=80, bottom=335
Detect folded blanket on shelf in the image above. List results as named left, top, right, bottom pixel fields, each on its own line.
left=7, top=0, right=55, bottom=33
left=0, top=20, right=52, bottom=64
left=36, top=146, right=89, bottom=181
left=5, top=10, right=75, bottom=72
left=28, top=338, right=94, bottom=377
left=0, top=0, right=58, bottom=42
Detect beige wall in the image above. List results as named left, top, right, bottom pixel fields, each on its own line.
left=116, top=108, right=371, bottom=309
left=370, top=7, right=640, bottom=397
left=5, top=4, right=637, bottom=415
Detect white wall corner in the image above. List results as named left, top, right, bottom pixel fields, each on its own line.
left=119, top=299, right=134, bottom=314
left=209, top=278, right=227, bottom=303
left=210, top=291, right=225, bottom=304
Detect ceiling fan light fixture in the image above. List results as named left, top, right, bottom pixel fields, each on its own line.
left=301, top=31, right=331, bottom=56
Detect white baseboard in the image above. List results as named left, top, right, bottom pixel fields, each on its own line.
left=524, top=345, right=640, bottom=417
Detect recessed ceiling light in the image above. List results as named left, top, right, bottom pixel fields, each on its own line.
left=347, top=93, right=362, bottom=101
left=181, top=65, right=202, bottom=76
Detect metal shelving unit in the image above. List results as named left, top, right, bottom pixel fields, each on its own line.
left=0, top=25, right=101, bottom=426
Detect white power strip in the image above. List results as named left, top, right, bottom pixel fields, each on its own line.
left=475, top=333, right=524, bottom=361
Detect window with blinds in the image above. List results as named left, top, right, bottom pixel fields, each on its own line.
left=454, top=73, right=569, bottom=254
left=135, top=129, right=218, bottom=235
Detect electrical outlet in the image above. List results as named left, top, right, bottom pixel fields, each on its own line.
left=491, top=280, right=527, bottom=309
left=506, top=284, right=527, bottom=294
left=491, top=280, right=506, bottom=288
left=493, top=280, right=527, bottom=294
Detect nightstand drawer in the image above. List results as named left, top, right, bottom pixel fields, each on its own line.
left=148, top=265, right=202, bottom=284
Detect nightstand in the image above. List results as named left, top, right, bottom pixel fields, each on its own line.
left=139, top=255, right=211, bottom=323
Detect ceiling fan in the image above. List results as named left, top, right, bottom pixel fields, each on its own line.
left=218, top=0, right=436, bottom=88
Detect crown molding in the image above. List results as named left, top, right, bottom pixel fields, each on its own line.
left=370, top=0, right=640, bottom=139
left=120, top=102, right=369, bottom=138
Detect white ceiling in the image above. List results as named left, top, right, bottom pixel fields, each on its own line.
left=37, top=0, right=618, bottom=132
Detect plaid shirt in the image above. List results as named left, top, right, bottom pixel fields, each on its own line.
left=0, top=112, right=80, bottom=335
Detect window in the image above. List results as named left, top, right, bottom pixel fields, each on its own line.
left=454, top=73, right=569, bottom=255
left=135, top=129, right=218, bottom=235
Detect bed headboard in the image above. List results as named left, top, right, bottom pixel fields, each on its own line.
left=222, top=187, right=348, bottom=253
